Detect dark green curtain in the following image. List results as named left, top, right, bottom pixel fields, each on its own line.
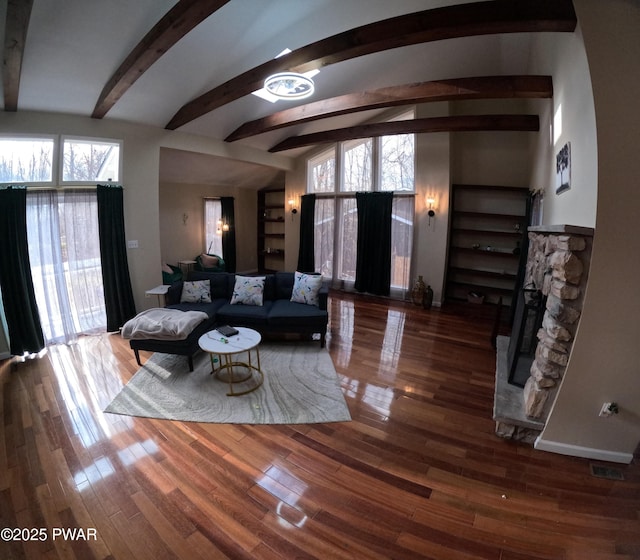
left=221, top=197, right=236, bottom=273
left=97, top=184, right=136, bottom=332
left=354, top=192, right=393, bottom=296
left=0, top=187, right=45, bottom=355
left=297, top=194, right=316, bottom=272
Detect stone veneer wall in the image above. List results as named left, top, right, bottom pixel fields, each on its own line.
left=522, top=225, right=594, bottom=421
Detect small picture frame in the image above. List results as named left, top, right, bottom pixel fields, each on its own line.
left=556, top=141, right=571, bottom=195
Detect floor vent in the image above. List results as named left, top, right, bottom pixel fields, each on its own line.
left=590, top=464, right=624, bottom=480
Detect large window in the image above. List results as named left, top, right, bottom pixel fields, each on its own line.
left=307, top=111, right=415, bottom=296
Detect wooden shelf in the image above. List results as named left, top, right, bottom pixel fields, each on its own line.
left=451, top=246, right=519, bottom=258
left=452, top=227, right=523, bottom=238
left=447, top=281, right=514, bottom=296
left=449, top=266, right=517, bottom=280
left=257, top=187, right=285, bottom=272
left=453, top=210, right=526, bottom=221
left=446, top=184, right=530, bottom=307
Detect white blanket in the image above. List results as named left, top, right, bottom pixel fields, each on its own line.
left=121, top=308, right=208, bottom=340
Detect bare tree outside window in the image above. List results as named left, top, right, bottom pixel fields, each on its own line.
left=307, top=110, right=415, bottom=295
left=309, top=148, right=336, bottom=193
left=314, top=198, right=335, bottom=278
left=0, top=138, right=54, bottom=183
left=381, top=134, right=414, bottom=192
left=337, top=198, right=358, bottom=282
left=63, top=139, right=120, bottom=182
left=342, top=139, right=372, bottom=192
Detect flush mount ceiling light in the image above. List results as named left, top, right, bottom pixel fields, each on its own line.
left=263, top=72, right=315, bottom=100
left=252, top=49, right=319, bottom=103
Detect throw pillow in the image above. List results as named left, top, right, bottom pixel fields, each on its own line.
left=291, top=271, right=323, bottom=306
left=230, top=276, right=265, bottom=306
left=180, top=280, right=211, bottom=303
left=200, top=253, right=219, bottom=268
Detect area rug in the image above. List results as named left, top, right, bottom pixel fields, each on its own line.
left=104, top=342, right=351, bottom=424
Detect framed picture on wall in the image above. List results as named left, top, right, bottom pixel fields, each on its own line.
left=556, top=141, right=571, bottom=195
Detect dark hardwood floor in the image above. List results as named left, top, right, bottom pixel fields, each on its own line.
left=1, top=292, right=639, bottom=559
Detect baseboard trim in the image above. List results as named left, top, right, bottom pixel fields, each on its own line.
left=0, top=351, right=10, bottom=361
left=534, top=437, right=633, bottom=464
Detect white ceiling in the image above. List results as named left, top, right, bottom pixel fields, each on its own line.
left=2, top=0, right=543, bottom=187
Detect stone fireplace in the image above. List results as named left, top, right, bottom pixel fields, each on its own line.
left=494, top=225, right=594, bottom=443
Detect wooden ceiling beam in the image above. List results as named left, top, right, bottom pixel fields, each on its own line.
left=3, top=0, right=34, bottom=112
left=268, top=114, right=540, bottom=153
left=166, top=0, right=575, bottom=130
left=225, top=75, right=553, bottom=142
left=91, top=0, right=231, bottom=119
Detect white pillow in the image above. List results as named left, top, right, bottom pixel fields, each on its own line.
left=291, top=271, right=323, bottom=306
left=180, top=280, right=211, bottom=303
left=230, top=276, right=265, bottom=306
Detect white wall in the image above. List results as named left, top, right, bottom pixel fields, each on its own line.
left=413, top=103, right=451, bottom=304
left=534, top=0, right=640, bottom=462
left=451, top=99, right=534, bottom=188
left=527, top=27, right=598, bottom=227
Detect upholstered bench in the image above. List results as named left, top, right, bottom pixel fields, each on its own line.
left=123, top=307, right=217, bottom=372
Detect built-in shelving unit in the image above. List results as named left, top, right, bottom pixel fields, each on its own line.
left=257, top=187, right=285, bottom=273
left=446, top=184, right=530, bottom=306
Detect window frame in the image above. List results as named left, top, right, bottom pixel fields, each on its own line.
left=0, top=133, right=57, bottom=186
left=0, top=134, right=123, bottom=187
left=60, top=135, right=123, bottom=186
left=305, top=108, right=416, bottom=296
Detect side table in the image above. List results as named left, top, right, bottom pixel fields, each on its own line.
left=145, top=284, right=169, bottom=307
left=178, top=259, right=197, bottom=276
left=198, top=327, right=263, bottom=396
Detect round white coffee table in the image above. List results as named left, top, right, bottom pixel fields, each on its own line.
left=198, top=327, right=263, bottom=396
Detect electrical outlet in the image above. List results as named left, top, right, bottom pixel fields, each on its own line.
left=127, top=240, right=139, bottom=249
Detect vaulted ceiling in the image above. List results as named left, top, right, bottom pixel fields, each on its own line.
left=1, top=0, right=576, bottom=186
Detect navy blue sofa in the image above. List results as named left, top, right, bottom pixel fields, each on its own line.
left=129, top=271, right=329, bottom=371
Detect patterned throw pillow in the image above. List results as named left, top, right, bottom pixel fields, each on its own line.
left=291, top=271, right=323, bottom=306
left=180, top=280, right=211, bottom=303
left=230, top=276, right=265, bottom=306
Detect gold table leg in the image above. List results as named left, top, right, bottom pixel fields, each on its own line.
left=209, top=348, right=263, bottom=396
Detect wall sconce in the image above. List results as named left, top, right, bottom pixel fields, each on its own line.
left=216, top=219, right=230, bottom=234
left=426, top=197, right=436, bottom=225
left=288, top=196, right=298, bottom=216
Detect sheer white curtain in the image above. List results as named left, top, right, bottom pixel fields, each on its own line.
left=314, top=198, right=335, bottom=281
left=204, top=198, right=223, bottom=256
left=27, top=190, right=106, bottom=344
left=390, top=197, right=413, bottom=299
